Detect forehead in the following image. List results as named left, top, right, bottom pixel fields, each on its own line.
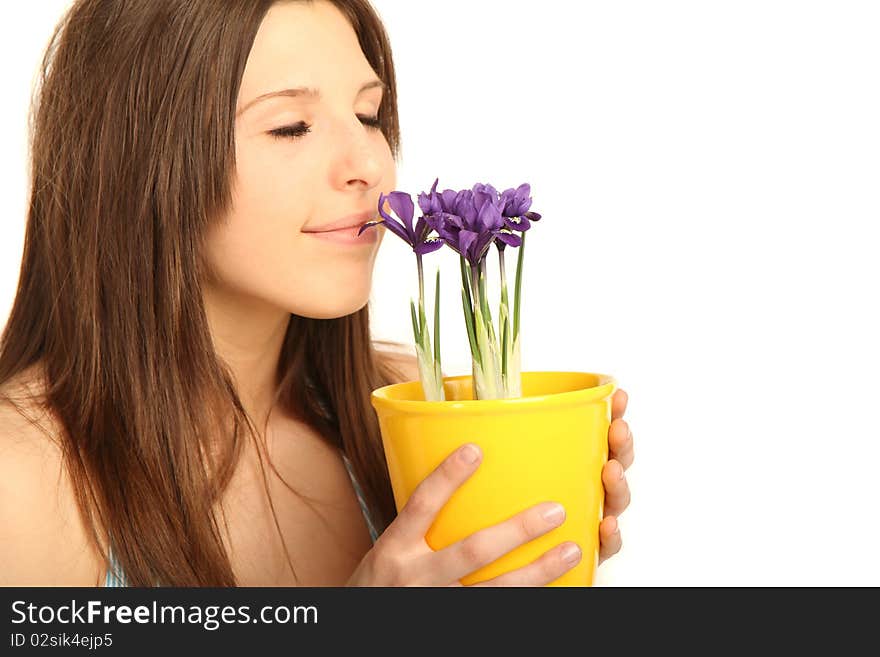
left=238, top=1, right=377, bottom=104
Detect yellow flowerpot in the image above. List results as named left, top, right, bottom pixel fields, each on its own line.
left=371, top=370, right=616, bottom=587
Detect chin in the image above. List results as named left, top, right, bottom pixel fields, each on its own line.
left=291, top=291, right=371, bottom=320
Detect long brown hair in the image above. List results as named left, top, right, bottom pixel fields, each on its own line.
left=0, top=0, right=407, bottom=586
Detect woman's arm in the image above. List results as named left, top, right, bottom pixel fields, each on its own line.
left=0, top=402, right=102, bottom=585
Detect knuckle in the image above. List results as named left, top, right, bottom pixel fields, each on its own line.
left=372, top=546, right=405, bottom=582
left=403, top=489, right=432, bottom=519
left=520, top=511, right=541, bottom=540
left=542, top=555, right=565, bottom=583
left=458, top=535, right=490, bottom=567
left=439, top=453, right=462, bottom=482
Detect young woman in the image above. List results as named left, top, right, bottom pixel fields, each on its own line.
left=0, top=0, right=634, bottom=586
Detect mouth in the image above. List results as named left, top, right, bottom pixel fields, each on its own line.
left=303, top=223, right=381, bottom=245
left=306, top=223, right=366, bottom=234
left=302, top=211, right=379, bottom=234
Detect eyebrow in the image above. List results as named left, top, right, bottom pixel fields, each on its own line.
left=236, top=79, right=386, bottom=117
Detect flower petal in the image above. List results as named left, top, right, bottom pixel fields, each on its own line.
left=387, top=191, right=416, bottom=237
left=473, top=231, right=497, bottom=262
left=414, top=216, right=430, bottom=242
left=414, top=236, right=445, bottom=256
left=380, top=218, right=412, bottom=244
left=441, top=212, right=464, bottom=230
left=495, top=229, right=522, bottom=248
left=357, top=220, right=384, bottom=236
left=378, top=193, right=396, bottom=223
left=476, top=196, right=504, bottom=232
left=472, top=182, right=500, bottom=200
left=503, top=215, right=531, bottom=232
left=458, top=229, right=480, bottom=263
left=440, top=189, right=460, bottom=214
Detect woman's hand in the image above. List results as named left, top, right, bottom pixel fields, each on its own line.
left=598, top=388, right=634, bottom=565
left=346, top=444, right=583, bottom=586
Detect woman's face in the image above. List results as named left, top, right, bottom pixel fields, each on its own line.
left=203, top=0, right=394, bottom=319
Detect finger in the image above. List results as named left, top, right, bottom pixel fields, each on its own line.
left=430, top=500, right=569, bottom=585
left=609, top=418, right=634, bottom=470
left=467, top=541, right=582, bottom=587
left=384, top=443, right=482, bottom=545
left=602, top=460, right=631, bottom=517
left=611, top=388, right=628, bottom=420
left=598, top=516, right=622, bottom=565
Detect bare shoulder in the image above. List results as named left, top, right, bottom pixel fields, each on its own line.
left=0, top=369, right=103, bottom=585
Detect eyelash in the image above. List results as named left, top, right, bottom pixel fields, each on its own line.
left=269, top=115, right=382, bottom=140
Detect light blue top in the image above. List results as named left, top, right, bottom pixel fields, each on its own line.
left=103, top=452, right=379, bottom=587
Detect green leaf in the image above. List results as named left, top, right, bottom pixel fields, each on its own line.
left=501, top=314, right=508, bottom=380
left=410, top=298, right=420, bottom=344
left=460, top=257, right=474, bottom=319
left=514, top=231, right=526, bottom=338
left=418, top=298, right=428, bottom=342
left=462, top=288, right=481, bottom=367
left=478, top=263, right=496, bottom=348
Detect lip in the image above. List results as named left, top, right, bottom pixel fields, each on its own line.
left=302, top=211, right=378, bottom=234
left=304, top=223, right=381, bottom=245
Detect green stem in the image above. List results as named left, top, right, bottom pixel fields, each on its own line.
left=478, top=259, right=496, bottom=346
left=433, top=267, right=441, bottom=365
left=498, top=247, right=511, bottom=391
left=470, top=260, right=498, bottom=400
left=417, top=254, right=425, bottom=313
left=416, top=254, right=427, bottom=339
left=462, top=287, right=481, bottom=368
left=459, top=257, right=479, bottom=364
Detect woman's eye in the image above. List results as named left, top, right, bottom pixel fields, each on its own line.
left=358, top=115, right=382, bottom=130
left=268, top=115, right=381, bottom=140
left=269, top=122, right=311, bottom=139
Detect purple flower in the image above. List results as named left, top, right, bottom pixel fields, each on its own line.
left=430, top=195, right=505, bottom=265
left=498, top=183, right=542, bottom=233
left=416, top=179, right=518, bottom=265
left=358, top=191, right=444, bottom=256
left=417, top=178, right=445, bottom=216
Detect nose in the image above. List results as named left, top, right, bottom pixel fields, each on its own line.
left=330, top=115, right=384, bottom=192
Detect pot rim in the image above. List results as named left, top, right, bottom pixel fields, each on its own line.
left=371, top=371, right=617, bottom=414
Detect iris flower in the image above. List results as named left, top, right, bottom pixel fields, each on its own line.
left=358, top=191, right=444, bottom=256
left=361, top=179, right=543, bottom=401
left=359, top=192, right=445, bottom=401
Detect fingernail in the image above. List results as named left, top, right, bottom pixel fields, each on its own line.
left=459, top=444, right=481, bottom=464
left=618, top=465, right=625, bottom=480
left=561, top=543, right=582, bottom=565
left=542, top=504, right=565, bottom=525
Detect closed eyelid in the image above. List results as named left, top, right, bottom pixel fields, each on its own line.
left=268, top=113, right=381, bottom=139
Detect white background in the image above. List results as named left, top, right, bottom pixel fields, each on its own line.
left=2, top=1, right=878, bottom=585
